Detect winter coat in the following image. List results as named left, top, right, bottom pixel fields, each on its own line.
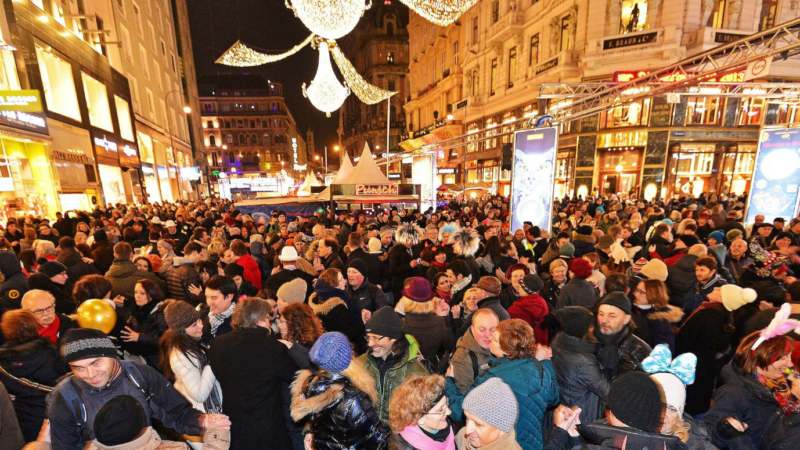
left=27, top=273, right=74, bottom=315
left=168, top=348, right=221, bottom=413
left=631, top=305, right=683, bottom=352
left=541, top=278, right=564, bottom=311
left=308, top=292, right=366, bottom=354
left=0, top=338, right=68, bottom=441
left=388, top=244, right=414, bottom=299
left=677, top=301, right=735, bottom=415
left=347, top=249, right=382, bottom=286
left=508, top=292, right=550, bottom=344
left=556, top=278, right=599, bottom=310
left=57, top=248, right=99, bottom=296
left=264, top=268, right=314, bottom=299
left=290, top=368, right=389, bottom=450
left=116, top=300, right=168, bottom=368
left=573, top=236, right=596, bottom=257
left=208, top=327, right=298, bottom=450
left=544, top=421, right=686, bottom=450
left=666, top=254, right=697, bottom=309
left=704, top=362, right=786, bottom=450
left=90, top=242, right=114, bottom=274
left=162, top=259, right=202, bottom=304
left=105, top=260, right=166, bottom=300
left=449, top=329, right=492, bottom=394
left=595, top=327, right=652, bottom=381
left=0, top=382, right=23, bottom=450
left=347, top=280, right=389, bottom=313
left=551, top=332, right=610, bottom=424
left=649, top=235, right=679, bottom=260
left=234, top=254, right=262, bottom=290
left=402, top=310, right=454, bottom=373
left=0, top=251, right=28, bottom=313
left=354, top=335, right=429, bottom=421
left=446, top=357, right=559, bottom=450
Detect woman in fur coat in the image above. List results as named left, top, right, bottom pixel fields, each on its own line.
left=291, top=332, right=389, bottom=450
left=631, top=279, right=683, bottom=352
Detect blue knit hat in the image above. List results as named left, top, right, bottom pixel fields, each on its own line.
left=309, top=332, right=352, bottom=373
left=708, top=230, right=725, bottom=244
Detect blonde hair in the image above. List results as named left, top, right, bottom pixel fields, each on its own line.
left=662, top=408, right=690, bottom=443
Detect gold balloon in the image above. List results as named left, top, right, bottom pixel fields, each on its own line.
left=76, top=299, right=117, bottom=334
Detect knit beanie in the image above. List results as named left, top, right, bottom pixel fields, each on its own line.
left=475, top=276, right=502, bottom=296
left=40, top=261, right=67, bottom=277
left=164, top=300, right=201, bottom=331
left=277, top=278, right=307, bottom=305
left=462, top=377, right=519, bottom=433
left=708, top=230, right=725, bottom=244
left=521, top=274, right=544, bottom=294
left=60, top=328, right=118, bottom=363
left=346, top=258, right=368, bottom=278
left=555, top=306, right=594, bottom=338
left=720, top=284, right=757, bottom=312
left=365, top=306, right=404, bottom=340
left=607, top=371, right=665, bottom=433
left=309, top=331, right=352, bottom=373
left=651, top=373, right=687, bottom=415
left=402, top=276, right=434, bottom=302
left=599, top=291, right=632, bottom=315
left=93, top=395, right=148, bottom=446
left=569, top=258, right=593, bottom=279
left=559, top=242, right=575, bottom=258
left=640, top=259, right=668, bottom=282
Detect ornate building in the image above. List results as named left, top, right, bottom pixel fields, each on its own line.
left=338, top=2, right=409, bottom=168
left=403, top=0, right=800, bottom=199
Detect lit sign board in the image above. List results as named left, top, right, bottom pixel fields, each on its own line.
left=355, top=184, right=399, bottom=196
left=0, top=90, right=43, bottom=112
left=510, top=127, right=558, bottom=232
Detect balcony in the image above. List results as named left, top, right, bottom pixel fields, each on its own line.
left=488, top=10, right=525, bottom=44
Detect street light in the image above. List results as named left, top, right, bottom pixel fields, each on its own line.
left=182, top=105, right=192, bottom=114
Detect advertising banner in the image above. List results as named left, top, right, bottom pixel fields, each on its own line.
left=412, top=153, right=437, bottom=211
left=745, top=128, right=800, bottom=224
left=510, top=127, right=558, bottom=232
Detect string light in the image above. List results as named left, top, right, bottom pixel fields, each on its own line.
left=302, top=41, right=350, bottom=117
left=215, top=36, right=314, bottom=67
left=285, top=0, right=371, bottom=40
left=398, top=0, right=478, bottom=26
left=330, top=45, right=395, bottom=104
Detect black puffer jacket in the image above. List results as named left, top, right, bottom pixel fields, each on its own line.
left=551, top=332, right=609, bottom=424
left=290, top=368, right=389, bottom=450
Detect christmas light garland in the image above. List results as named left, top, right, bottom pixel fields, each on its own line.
left=330, top=44, right=395, bottom=104
left=398, top=0, right=478, bottom=26
left=284, top=0, right=371, bottom=40
left=215, top=35, right=314, bottom=67
left=302, top=41, right=350, bottom=117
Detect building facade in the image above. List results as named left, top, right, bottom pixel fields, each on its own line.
left=403, top=0, right=800, bottom=199
left=338, top=2, right=409, bottom=174
left=199, top=75, right=309, bottom=198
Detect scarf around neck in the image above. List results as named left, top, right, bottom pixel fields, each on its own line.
left=594, top=327, right=628, bottom=378
left=209, top=302, right=235, bottom=335
left=39, top=314, right=61, bottom=345
left=400, top=424, right=455, bottom=450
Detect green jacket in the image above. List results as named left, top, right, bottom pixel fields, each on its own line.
left=355, top=334, right=429, bottom=421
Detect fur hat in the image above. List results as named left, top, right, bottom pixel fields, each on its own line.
left=395, top=223, right=421, bottom=246
left=640, top=259, right=668, bottom=282
left=452, top=229, right=480, bottom=257
left=164, top=300, right=201, bottom=331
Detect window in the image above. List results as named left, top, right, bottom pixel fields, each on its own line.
left=737, top=98, right=765, bottom=125
left=160, top=40, right=166, bottom=56
left=490, top=58, right=497, bottom=95
left=759, top=0, right=778, bottom=31
left=133, top=3, right=143, bottom=34
left=81, top=72, right=114, bottom=131
left=529, top=34, right=539, bottom=67
left=600, top=99, right=652, bottom=127
left=685, top=97, right=721, bottom=125
left=114, top=96, right=134, bottom=140
left=145, top=88, right=155, bottom=118
left=0, top=25, right=19, bottom=90
left=36, top=43, right=81, bottom=121
left=225, top=134, right=233, bottom=144
left=507, top=47, right=517, bottom=88
left=238, top=134, right=245, bottom=145
left=31, top=0, right=44, bottom=9
left=453, top=41, right=459, bottom=66
left=387, top=52, right=395, bottom=63
left=469, top=68, right=480, bottom=97
left=491, top=1, right=500, bottom=23
left=466, top=124, right=480, bottom=153
left=560, top=16, right=573, bottom=51
left=209, top=135, right=216, bottom=147
left=388, top=80, right=396, bottom=91
left=472, top=17, right=479, bottom=45
left=620, top=0, right=648, bottom=34
left=52, top=0, right=67, bottom=26
left=709, top=0, right=726, bottom=28
left=485, top=120, right=498, bottom=149
left=139, top=45, right=149, bottom=79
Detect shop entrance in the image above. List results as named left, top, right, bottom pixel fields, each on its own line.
left=598, top=147, right=643, bottom=196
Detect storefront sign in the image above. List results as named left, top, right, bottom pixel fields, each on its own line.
left=355, top=184, right=399, bottom=196
left=715, top=32, right=748, bottom=43
left=93, top=135, right=120, bottom=165
left=745, top=128, right=800, bottom=223
left=536, top=57, right=559, bottom=75
left=52, top=149, right=93, bottom=165
left=119, top=144, right=140, bottom=167
left=603, top=31, right=658, bottom=50
left=0, top=110, right=47, bottom=134
left=0, top=90, right=43, bottom=112
left=438, top=168, right=456, bottom=174
left=511, top=127, right=558, bottom=232
left=180, top=166, right=201, bottom=181
left=388, top=173, right=401, bottom=180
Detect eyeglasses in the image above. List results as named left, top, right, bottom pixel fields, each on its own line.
left=29, top=303, right=55, bottom=316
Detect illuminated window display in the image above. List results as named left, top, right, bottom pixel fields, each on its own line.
left=686, top=97, right=721, bottom=125
left=601, top=99, right=651, bottom=128
left=620, top=0, right=648, bottom=34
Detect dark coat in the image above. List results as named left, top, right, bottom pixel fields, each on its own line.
left=308, top=293, right=366, bottom=355
left=0, top=251, right=27, bottom=313
left=347, top=249, right=382, bottom=286
left=90, top=241, right=114, bottom=274
left=27, top=273, right=74, bottom=315
left=388, top=244, right=414, bottom=299
left=666, top=254, right=697, bottom=309
left=556, top=278, right=598, bottom=310
left=116, top=299, right=168, bottom=368
left=347, top=280, right=390, bottom=313
left=0, top=338, right=68, bottom=441
left=290, top=369, right=389, bottom=450
left=265, top=268, right=314, bottom=299
left=57, top=249, right=99, bottom=296
left=595, top=327, right=652, bottom=381
left=105, top=260, right=166, bottom=300
left=631, top=305, right=683, bottom=353
left=163, top=260, right=203, bottom=304
left=551, top=332, right=609, bottom=424
left=208, top=327, right=298, bottom=450
left=402, top=312, right=454, bottom=373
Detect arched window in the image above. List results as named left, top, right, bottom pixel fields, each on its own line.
left=263, top=133, right=271, bottom=144
left=225, top=134, right=233, bottom=144
left=238, top=134, right=245, bottom=145
left=209, top=135, right=216, bottom=147
left=250, top=134, right=258, bottom=145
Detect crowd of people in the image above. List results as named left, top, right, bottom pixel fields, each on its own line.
left=0, top=192, right=798, bottom=449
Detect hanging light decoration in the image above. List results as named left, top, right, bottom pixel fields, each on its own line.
left=285, top=0, right=371, bottom=40
left=215, top=36, right=314, bottom=67
left=330, top=45, right=395, bottom=104
left=399, top=0, right=478, bottom=26
left=303, top=41, right=350, bottom=117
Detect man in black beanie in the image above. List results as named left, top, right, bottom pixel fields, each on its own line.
left=594, top=292, right=651, bottom=381
left=354, top=306, right=428, bottom=421
left=345, top=258, right=389, bottom=322
left=47, top=328, right=230, bottom=450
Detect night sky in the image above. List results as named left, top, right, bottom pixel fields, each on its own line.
left=187, top=0, right=340, bottom=151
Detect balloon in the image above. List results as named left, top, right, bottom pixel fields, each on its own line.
left=76, top=299, right=117, bottom=334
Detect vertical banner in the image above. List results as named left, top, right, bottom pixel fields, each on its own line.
left=510, top=127, right=558, bottom=232
left=412, top=153, right=438, bottom=211
left=745, top=128, right=800, bottom=224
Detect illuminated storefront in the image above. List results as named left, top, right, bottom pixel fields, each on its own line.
left=137, top=131, right=161, bottom=204
left=596, top=131, right=647, bottom=196
left=48, top=119, right=99, bottom=212
left=93, top=133, right=126, bottom=206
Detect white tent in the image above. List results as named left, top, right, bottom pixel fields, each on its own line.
left=339, top=143, right=392, bottom=185
left=297, top=172, right=322, bottom=196
left=332, top=152, right=354, bottom=184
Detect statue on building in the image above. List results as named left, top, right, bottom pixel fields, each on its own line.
left=626, top=3, right=640, bottom=32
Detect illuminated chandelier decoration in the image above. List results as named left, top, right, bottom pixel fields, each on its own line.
left=214, top=35, right=314, bottom=67
left=302, top=41, right=350, bottom=117
left=398, top=0, right=478, bottom=26
left=285, top=0, right=371, bottom=40
left=330, top=45, right=395, bottom=104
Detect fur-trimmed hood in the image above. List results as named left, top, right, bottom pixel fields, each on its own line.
left=452, top=229, right=480, bottom=257
left=395, top=223, right=422, bottom=246
left=647, top=305, right=684, bottom=323
left=308, top=292, right=348, bottom=316
left=290, top=364, right=378, bottom=422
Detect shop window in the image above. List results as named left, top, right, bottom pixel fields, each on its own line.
left=467, top=169, right=480, bottom=184
left=507, top=47, right=517, bottom=88
left=485, top=121, right=498, bottom=149
left=601, top=99, right=651, bottom=128
left=529, top=34, right=539, bottom=67
left=0, top=38, right=19, bottom=90
left=466, top=124, right=480, bottom=153
left=36, top=43, right=82, bottom=121
left=84, top=164, right=97, bottom=183
left=620, top=1, right=648, bottom=34
left=114, top=96, right=134, bottom=141
left=759, top=0, right=778, bottom=30
left=709, top=0, right=727, bottom=28
left=489, top=58, right=497, bottom=96
left=685, top=96, right=721, bottom=125
left=737, top=98, right=764, bottom=125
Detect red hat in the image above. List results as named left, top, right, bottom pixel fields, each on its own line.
left=569, top=257, right=593, bottom=279
left=402, top=276, right=434, bottom=302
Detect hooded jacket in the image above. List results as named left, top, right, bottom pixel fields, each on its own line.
left=551, top=332, right=609, bottom=424
left=290, top=367, right=389, bottom=450
left=0, top=250, right=28, bottom=313
left=309, top=284, right=366, bottom=354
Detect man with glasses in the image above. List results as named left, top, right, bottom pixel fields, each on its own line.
left=20, top=289, right=77, bottom=345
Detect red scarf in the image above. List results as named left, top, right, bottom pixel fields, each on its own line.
left=39, top=315, right=61, bottom=345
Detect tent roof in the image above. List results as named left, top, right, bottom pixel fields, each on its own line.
left=339, top=143, right=391, bottom=185
left=332, top=152, right=354, bottom=184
